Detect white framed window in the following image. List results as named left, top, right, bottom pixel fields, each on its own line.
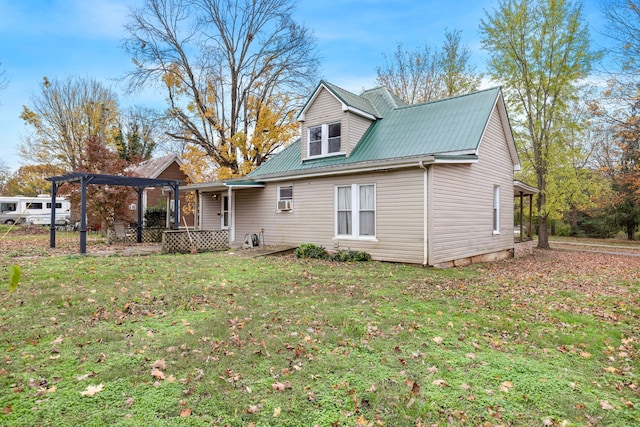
left=335, top=184, right=376, bottom=239
left=307, top=122, right=342, bottom=158
left=493, top=185, right=500, bottom=234
left=277, top=185, right=293, bottom=211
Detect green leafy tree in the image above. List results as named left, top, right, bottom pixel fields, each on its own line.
left=480, top=0, right=598, bottom=248
left=123, top=0, right=319, bottom=178
left=376, top=29, right=481, bottom=104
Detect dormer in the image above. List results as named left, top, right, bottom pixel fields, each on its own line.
left=297, top=81, right=380, bottom=161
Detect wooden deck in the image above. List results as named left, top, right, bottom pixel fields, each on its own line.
left=229, top=245, right=298, bottom=258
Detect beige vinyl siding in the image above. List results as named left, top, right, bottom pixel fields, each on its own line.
left=300, top=88, right=374, bottom=160
left=199, top=192, right=223, bottom=230
left=301, top=88, right=345, bottom=161
left=344, top=112, right=373, bottom=156
left=233, top=168, right=425, bottom=263
left=429, top=105, right=514, bottom=265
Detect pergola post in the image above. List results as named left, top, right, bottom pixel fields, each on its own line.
left=80, top=176, right=88, bottom=254
left=49, top=182, right=58, bottom=248
left=136, top=188, right=144, bottom=243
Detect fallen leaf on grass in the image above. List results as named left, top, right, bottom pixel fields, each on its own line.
left=180, top=408, right=191, bottom=417
left=272, top=381, right=291, bottom=392
left=432, top=379, right=448, bottom=387
left=151, top=368, right=165, bottom=380
left=621, top=398, right=635, bottom=408
left=76, top=373, right=95, bottom=381
left=51, top=336, right=63, bottom=345
left=3, top=406, right=12, bottom=415
left=432, top=337, right=443, bottom=345
left=500, top=381, right=514, bottom=393
left=600, top=400, right=615, bottom=410
left=151, top=359, right=166, bottom=370
left=273, top=407, right=281, bottom=417
left=580, top=351, right=591, bottom=359
left=80, top=384, right=104, bottom=396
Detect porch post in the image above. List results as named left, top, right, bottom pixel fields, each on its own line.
left=194, top=190, right=199, bottom=229
left=519, top=192, right=524, bottom=240
left=227, top=186, right=233, bottom=245
left=173, top=184, right=179, bottom=230
left=528, top=194, right=534, bottom=239
left=49, top=181, right=58, bottom=248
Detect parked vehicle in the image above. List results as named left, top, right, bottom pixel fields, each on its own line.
left=0, top=195, right=71, bottom=226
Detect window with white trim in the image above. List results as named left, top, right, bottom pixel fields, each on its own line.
left=335, top=184, right=376, bottom=238
left=493, top=185, right=500, bottom=234
left=277, top=185, right=293, bottom=211
left=308, top=122, right=341, bottom=158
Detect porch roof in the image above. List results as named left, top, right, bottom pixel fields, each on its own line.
left=513, top=180, right=538, bottom=196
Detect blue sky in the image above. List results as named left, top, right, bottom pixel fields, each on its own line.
left=0, top=0, right=612, bottom=171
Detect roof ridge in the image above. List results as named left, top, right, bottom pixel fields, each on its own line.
left=320, top=80, right=381, bottom=117
left=396, top=86, right=502, bottom=110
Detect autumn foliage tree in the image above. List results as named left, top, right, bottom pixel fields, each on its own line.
left=2, top=164, right=65, bottom=197
left=67, top=136, right=137, bottom=232
left=123, top=0, right=318, bottom=179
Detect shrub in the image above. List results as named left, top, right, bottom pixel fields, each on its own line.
left=295, top=243, right=371, bottom=262
left=144, top=206, right=166, bottom=228
left=295, top=243, right=328, bottom=259
left=328, top=250, right=372, bottom=262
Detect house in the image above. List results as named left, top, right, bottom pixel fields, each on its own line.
left=129, top=154, right=194, bottom=227
left=185, top=81, right=520, bottom=267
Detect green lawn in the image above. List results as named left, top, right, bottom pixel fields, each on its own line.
left=1, top=236, right=639, bottom=426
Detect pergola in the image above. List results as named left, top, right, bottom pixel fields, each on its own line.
left=46, top=173, right=181, bottom=254
left=514, top=180, right=538, bottom=240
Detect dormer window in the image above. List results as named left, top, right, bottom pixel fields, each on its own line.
left=308, top=122, right=342, bottom=158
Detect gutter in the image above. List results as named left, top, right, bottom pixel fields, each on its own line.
left=251, top=155, right=475, bottom=183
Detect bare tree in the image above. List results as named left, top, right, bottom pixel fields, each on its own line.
left=19, top=76, right=119, bottom=171
left=0, top=61, right=9, bottom=106
left=603, top=0, right=640, bottom=75
left=376, top=29, right=481, bottom=104
left=123, top=0, right=319, bottom=177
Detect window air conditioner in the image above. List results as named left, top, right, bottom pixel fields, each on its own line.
left=277, top=200, right=292, bottom=211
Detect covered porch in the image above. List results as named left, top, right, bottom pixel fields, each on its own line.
left=181, top=180, right=265, bottom=247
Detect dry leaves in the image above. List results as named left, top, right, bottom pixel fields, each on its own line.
left=80, top=384, right=104, bottom=396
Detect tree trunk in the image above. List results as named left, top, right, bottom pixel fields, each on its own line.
left=537, top=190, right=550, bottom=249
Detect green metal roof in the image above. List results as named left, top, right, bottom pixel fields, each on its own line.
left=298, top=80, right=380, bottom=120
left=250, top=85, right=503, bottom=179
